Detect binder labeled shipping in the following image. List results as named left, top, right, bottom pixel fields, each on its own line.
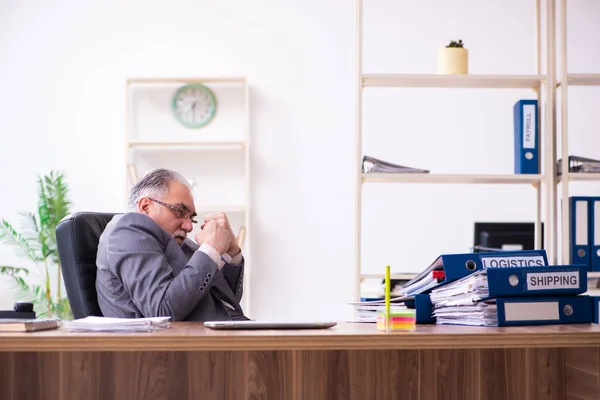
left=514, top=99, right=539, bottom=174
left=430, top=265, right=588, bottom=307
left=570, top=196, right=591, bottom=269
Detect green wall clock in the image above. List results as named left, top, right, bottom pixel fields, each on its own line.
left=171, top=84, right=217, bottom=129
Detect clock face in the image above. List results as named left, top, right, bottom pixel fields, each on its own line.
left=171, top=84, right=217, bottom=128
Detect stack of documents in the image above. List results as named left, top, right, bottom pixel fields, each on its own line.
left=433, top=301, right=499, bottom=327
left=430, top=265, right=592, bottom=326
left=557, top=155, right=600, bottom=175
left=350, top=296, right=413, bottom=322
left=66, top=316, right=171, bottom=332
left=430, top=270, right=497, bottom=325
left=353, top=304, right=384, bottom=323
left=352, top=299, right=407, bottom=323
left=361, top=155, right=429, bottom=174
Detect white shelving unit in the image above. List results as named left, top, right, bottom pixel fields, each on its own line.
left=354, top=0, right=557, bottom=298
left=557, top=0, right=600, bottom=265
left=124, top=76, right=252, bottom=313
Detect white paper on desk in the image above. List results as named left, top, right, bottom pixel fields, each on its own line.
left=66, top=316, right=171, bottom=332
left=432, top=293, right=486, bottom=307
left=433, top=302, right=499, bottom=326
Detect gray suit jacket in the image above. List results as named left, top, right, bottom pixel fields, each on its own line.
left=95, top=212, right=246, bottom=321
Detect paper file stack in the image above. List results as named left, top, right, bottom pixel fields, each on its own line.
left=353, top=304, right=384, bottom=323
left=557, top=155, right=600, bottom=175
left=430, top=265, right=592, bottom=327
left=350, top=295, right=434, bottom=324
left=361, top=155, right=429, bottom=174
left=429, top=270, right=499, bottom=326
left=66, top=316, right=171, bottom=332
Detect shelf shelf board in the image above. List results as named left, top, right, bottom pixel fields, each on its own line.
left=362, top=74, right=544, bottom=89
left=588, top=272, right=600, bottom=279
left=560, top=73, right=600, bottom=87
left=362, top=173, right=542, bottom=185
left=128, top=141, right=246, bottom=150
left=361, top=274, right=417, bottom=280
left=559, top=172, right=600, bottom=182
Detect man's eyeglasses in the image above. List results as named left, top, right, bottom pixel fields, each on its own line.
left=148, top=198, right=198, bottom=224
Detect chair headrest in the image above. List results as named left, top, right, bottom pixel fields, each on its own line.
left=56, top=211, right=120, bottom=319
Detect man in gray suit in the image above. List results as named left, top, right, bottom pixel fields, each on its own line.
left=96, top=168, right=248, bottom=321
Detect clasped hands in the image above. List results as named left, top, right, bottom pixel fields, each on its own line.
left=194, top=212, right=240, bottom=257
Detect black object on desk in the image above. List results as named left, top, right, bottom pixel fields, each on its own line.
left=0, top=302, right=36, bottom=319
left=473, top=222, right=545, bottom=253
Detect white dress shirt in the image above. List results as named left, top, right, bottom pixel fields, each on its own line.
left=199, top=243, right=243, bottom=269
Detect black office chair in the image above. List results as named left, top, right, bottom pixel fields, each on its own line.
left=56, top=211, right=118, bottom=319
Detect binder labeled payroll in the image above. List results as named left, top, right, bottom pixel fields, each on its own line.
left=430, top=265, right=587, bottom=307
left=514, top=99, right=539, bottom=174
left=434, top=295, right=592, bottom=327
left=570, top=196, right=591, bottom=269
left=399, top=250, right=548, bottom=296
left=590, top=197, right=600, bottom=271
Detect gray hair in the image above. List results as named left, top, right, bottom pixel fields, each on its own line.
left=128, top=168, right=192, bottom=210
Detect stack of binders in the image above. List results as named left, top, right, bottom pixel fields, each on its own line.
left=358, top=249, right=554, bottom=325
left=569, top=196, right=600, bottom=271
left=429, top=264, right=592, bottom=326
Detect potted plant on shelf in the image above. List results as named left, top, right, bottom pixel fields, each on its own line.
left=0, top=170, right=73, bottom=319
left=438, top=39, right=468, bottom=75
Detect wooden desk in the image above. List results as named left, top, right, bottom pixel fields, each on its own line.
left=0, top=322, right=599, bottom=399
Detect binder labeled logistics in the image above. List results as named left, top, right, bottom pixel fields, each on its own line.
left=514, top=99, right=539, bottom=174
left=400, top=250, right=548, bottom=296
left=570, top=196, right=591, bottom=269
left=430, top=265, right=587, bottom=307
left=591, top=197, right=600, bottom=271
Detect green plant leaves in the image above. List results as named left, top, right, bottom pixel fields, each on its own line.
left=0, top=170, right=73, bottom=320
left=446, top=39, right=465, bottom=48
left=0, top=266, right=29, bottom=277
left=0, top=220, right=43, bottom=262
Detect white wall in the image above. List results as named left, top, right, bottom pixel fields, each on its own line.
left=0, top=0, right=598, bottom=321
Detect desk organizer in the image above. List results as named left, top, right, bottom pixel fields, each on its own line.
left=376, top=307, right=416, bottom=332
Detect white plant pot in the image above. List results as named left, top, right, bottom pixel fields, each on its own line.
left=437, top=48, right=469, bottom=75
